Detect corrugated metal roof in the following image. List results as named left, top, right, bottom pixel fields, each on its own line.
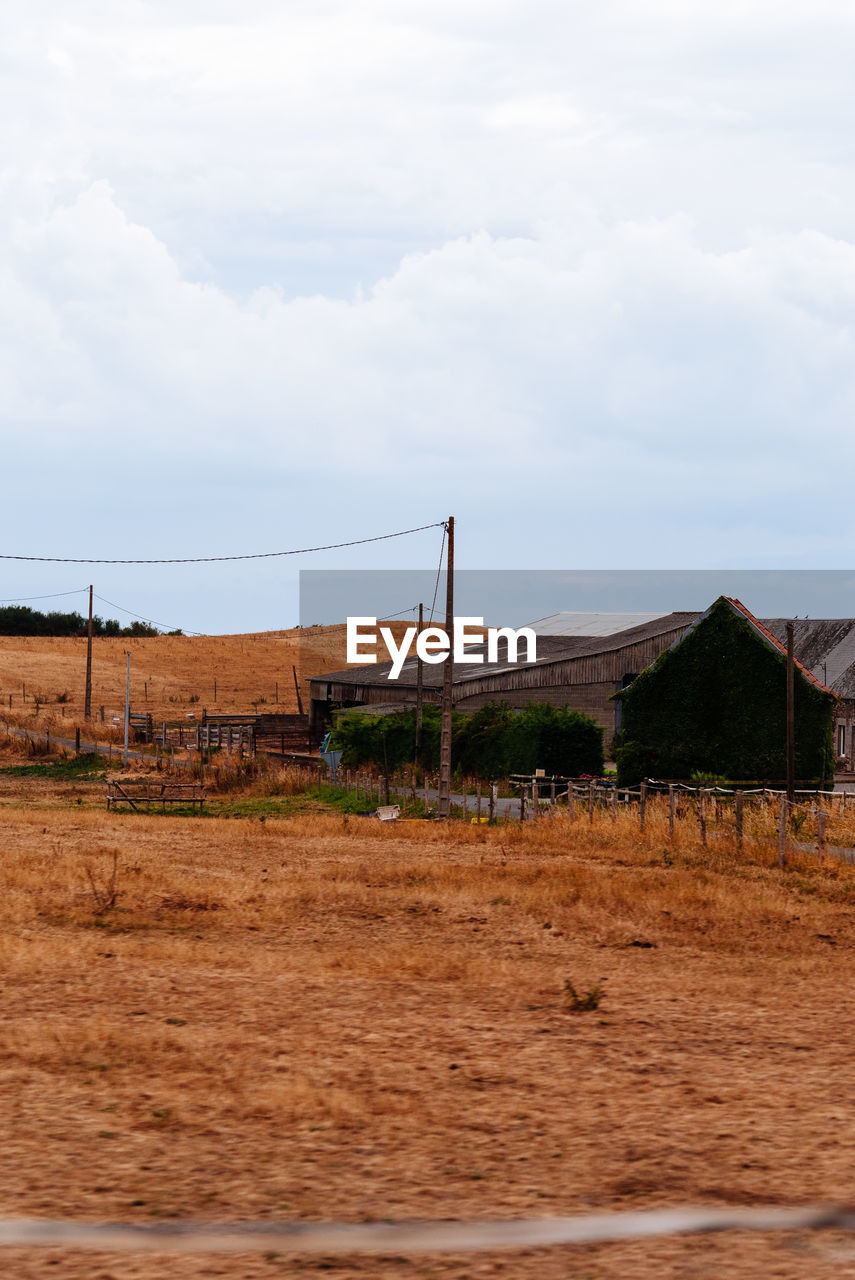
left=310, top=612, right=701, bottom=692
left=762, top=618, right=855, bottom=694
left=310, top=602, right=855, bottom=702
left=523, top=611, right=672, bottom=637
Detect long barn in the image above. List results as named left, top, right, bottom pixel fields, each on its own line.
left=307, top=607, right=855, bottom=780
left=307, top=612, right=700, bottom=746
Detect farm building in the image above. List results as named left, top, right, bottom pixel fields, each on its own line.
left=614, top=597, right=836, bottom=786
left=307, top=612, right=702, bottom=740
left=762, top=617, right=855, bottom=781
left=307, top=600, right=855, bottom=780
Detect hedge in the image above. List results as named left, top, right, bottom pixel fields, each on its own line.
left=331, top=701, right=604, bottom=780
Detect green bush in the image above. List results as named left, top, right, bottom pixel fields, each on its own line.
left=332, top=701, right=603, bottom=780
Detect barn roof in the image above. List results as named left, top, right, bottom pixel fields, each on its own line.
left=762, top=617, right=855, bottom=697
left=310, top=611, right=702, bottom=692
left=522, top=610, right=674, bottom=637
left=651, top=597, right=836, bottom=696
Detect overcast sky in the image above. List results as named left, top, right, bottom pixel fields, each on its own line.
left=3, top=1, right=855, bottom=632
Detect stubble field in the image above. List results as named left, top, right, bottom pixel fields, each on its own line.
left=1, top=768, right=855, bottom=1279
left=0, top=622, right=411, bottom=725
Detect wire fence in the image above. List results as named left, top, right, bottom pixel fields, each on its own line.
left=2, top=1205, right=855, bottom=1254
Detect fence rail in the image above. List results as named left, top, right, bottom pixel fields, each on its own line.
left=106, top=781, right=205, bottom=813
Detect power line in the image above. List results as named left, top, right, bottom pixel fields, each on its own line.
left=0, top=587, right=88, bottom=604
left=427, top=517, right=447, bottom=622
left=92, top=593, right=204, bottom=638
left=0, top=522, right=444, bottom=565
left=301, top=605, right=422, bottom=629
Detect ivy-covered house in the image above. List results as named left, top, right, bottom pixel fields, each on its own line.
left=614, top=597, right=836, bottom=786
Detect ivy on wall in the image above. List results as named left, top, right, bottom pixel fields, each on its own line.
left=615, top=598, right=835, bottom=786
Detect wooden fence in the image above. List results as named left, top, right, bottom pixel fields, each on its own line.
left=319, top=767, right=855, bottom=862
left=106, top=780, right=205, bottom=813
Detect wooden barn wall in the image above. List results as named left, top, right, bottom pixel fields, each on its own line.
left=309, top=625, right=689, bottom=739
left=449, top=626, right=687, bottom=701
left=455, top=681, right=619, bottom=734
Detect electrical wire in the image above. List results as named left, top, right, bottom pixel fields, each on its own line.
left=0, top=522, right=444, bottom=565
left=428, top=522, right=448, bottom=624
left=93, top=594, right=204, bottom=638
left=0, top=587, right=88, bottom=604
left=297, top=607, right=425, bottom=632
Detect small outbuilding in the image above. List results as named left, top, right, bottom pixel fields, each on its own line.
left=614, top=597, right=836, bottom=786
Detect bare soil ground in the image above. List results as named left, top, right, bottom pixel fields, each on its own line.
left=1, top=778, right=855, bottom=1278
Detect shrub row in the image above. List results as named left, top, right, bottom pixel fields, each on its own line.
left=331, top=701, right=604, bottom=780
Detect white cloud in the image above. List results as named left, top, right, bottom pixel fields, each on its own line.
left=1, top=1, right=855, bottom=629
left=5, top=181, right=855, bottom=487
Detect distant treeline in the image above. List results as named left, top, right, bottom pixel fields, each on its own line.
left=0, top=605, right=162, bottom=637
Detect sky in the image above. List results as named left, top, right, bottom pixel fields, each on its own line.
left=3, top=1, right=855, bottom=633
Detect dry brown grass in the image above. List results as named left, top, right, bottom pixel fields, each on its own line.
left=0, top=621, right=414, bottom=726
left=1, top=803, right=855, bottom=1277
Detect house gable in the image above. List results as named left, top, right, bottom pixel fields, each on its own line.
left=615, top=596, right=835, bottom=786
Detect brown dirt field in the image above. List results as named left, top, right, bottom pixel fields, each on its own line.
left=0, top=622, right=413, bottom=726
left=1, top=800, right=855, bottom=1278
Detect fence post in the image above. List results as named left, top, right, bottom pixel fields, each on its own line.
left=668, top=784, right=675, bottom=839
left=462, top=781, right=468, bottom=820
left=519, top=787, right=526, bottom=822
left=588, top=779, right=595, bottom=824
left=568, top=783, right=575, bottom=823
left=640, top=782, right=647, bottom=832
left=611, top=784, right=617, bottom=823
left=778, top=794, right=787, bottom=869
left=75, top=726, right=80, bottom=754
left=476, top=782, right=482, bottom=820
left=699, top=788, right=707, bottom=846
left=489, top=782, right=497, bottom=824
left=735, top=790, right=744, bottom=850
left=817, top=807, right=827, bottom=854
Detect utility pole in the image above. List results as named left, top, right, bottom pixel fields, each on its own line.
left=84, top=584, right=93, bottom=721
left=414, top=602, right=424, bottom=762
left=786, top=620, right=795, bottom=804
left=292, top=664, right=304, bottom=716
left=123, top=650, right=131, bottom=768
left=437, top=517, right=454, bottom=818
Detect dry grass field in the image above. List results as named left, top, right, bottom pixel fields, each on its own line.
left=0, top=622, right=411, bottom=727
left=2, top=762, right=855, bottom=1278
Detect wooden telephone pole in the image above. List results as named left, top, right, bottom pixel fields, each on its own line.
left=414, top=602, right=424, bottom=761
left=84, top=584, right=94, bottom=721
left=786, top=620, right=795, bottom=803
left=437, top=517, right=454, bottom=819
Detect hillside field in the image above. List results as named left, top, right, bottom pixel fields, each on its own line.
left=0, top=623, right=412, bottom=726
left=0, top=761, right=854, bottom=1278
